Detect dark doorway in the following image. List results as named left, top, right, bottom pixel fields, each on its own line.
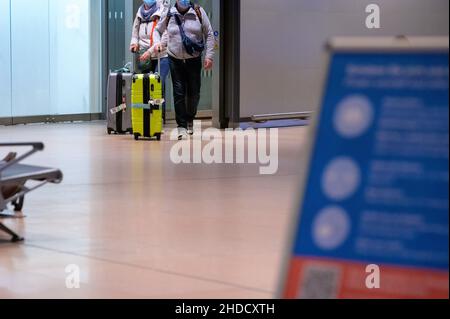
left=102, top=0, right=241, bottom=129
left=106, top=0, right=127, bottom=71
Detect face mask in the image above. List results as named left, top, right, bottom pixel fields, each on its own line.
left=144, top=0, right=156, bottom=6
left=177, top=0, right=191, bottom=9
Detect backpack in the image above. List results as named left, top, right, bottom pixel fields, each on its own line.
left=165, top=3, right=204, bottom=28
left=173, top=13, right=205, bottom=56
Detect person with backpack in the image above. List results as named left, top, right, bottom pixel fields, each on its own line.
left=155, top=0, right=215, bottom=140
left=130, top=0, right=170, bottom=122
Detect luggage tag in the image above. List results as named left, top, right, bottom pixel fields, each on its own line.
left=148, top=99, right=165, bottom=112
left=149, top=98, right=165, bottom=106
left=110, top=96, right=128, bottom=114
left=110, top=103, right=127, bottom=114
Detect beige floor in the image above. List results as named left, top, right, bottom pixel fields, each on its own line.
left=0, top=121, right=308, bottom=299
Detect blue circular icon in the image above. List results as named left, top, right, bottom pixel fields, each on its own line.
left=214, top=31, right=219, bottom=37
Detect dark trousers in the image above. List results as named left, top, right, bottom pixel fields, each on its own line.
left=169, top=55, right=202, bottom=129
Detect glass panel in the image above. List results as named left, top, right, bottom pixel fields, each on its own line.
left=0, top=0, right=12, bottom=118
left=49, top=0, right=92, bottom=115
left=89, top=0, right=103, bottom=114
left=9, top=0, right=102, bottom=118
left=10, top=0, right=51, bottom=117
left=196, top=0, right=213, bottom=112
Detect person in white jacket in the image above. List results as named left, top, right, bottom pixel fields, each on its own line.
left=130, top=0, right=170, bottom=121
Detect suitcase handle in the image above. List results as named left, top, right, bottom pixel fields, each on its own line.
left=157, top=47, right=161, bottom=76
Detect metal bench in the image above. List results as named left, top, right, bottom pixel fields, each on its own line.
left=0, top=143, right=63, bottom=242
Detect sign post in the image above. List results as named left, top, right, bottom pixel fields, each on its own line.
left=281, top=37, right=449, bottom=299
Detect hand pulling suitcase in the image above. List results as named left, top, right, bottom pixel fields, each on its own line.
left=107, top=71, right=133, bottom=135
left=131, top=57, right=164, bottom=141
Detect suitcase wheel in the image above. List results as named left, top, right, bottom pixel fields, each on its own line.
left=107, top=128, right=113, bottom=135
left=134, top=133, right=140, bottom=141
left=127, top=128, right=133, bottom=135
left=155, top=133, right=162, bottom=141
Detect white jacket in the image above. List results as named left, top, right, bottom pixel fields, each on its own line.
left=130, top=6, right=168, bottom=59
left=156, top=5, right=215, bottom=61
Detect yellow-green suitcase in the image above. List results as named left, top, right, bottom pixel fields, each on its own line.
left=131, top=73, right=163, bottom=141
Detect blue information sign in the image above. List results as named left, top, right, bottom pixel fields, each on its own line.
left=283, top=46, right=449, bottom=299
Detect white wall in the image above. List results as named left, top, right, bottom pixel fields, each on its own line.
left=0, top=0, right=11, bottom=118
left=1, top=0, right=102, bottom=119
left=240, top=0, right=450, bottom=118
left=49, top=0, right=92, bottom=115
left=11, top=0, right=51, bottom=117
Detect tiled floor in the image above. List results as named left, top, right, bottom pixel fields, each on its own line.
left=0, top=121, right=308, bottom=299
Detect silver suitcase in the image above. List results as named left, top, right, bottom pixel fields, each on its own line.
left=107, top=72, right=133, bottom=135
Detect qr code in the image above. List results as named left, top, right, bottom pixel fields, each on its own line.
left=299, top=264, right=342, bottom=299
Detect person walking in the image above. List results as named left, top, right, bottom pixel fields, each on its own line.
left=156, top=0, right=215, bottom=140
left=130, top=0, right=170, bottom=121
